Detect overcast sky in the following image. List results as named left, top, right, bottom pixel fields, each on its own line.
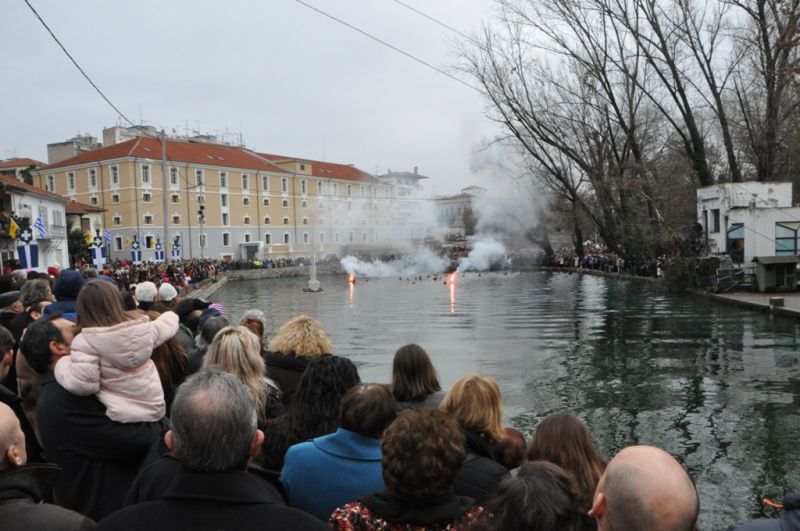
left=1, top=0, right=504, bottom=195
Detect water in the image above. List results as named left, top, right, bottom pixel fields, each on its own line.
left=213, top=271, right=800, bottom=529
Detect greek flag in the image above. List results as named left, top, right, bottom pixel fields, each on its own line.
left=33, top=216, right=47, bottom=238
left=103, top=229, right=112, bottom=244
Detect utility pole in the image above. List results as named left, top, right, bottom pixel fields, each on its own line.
left=160, top=130, right=169, bottom=250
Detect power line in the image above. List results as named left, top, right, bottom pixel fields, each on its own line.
left=389, top=0, right=472, bottom=43
left=292, top=0, right=480, bottom=94
left=22, top=0, right=136, bottom=127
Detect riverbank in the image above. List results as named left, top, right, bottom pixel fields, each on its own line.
left=185, top=264, right=343, bottom=301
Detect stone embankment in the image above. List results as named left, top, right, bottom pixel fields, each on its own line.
left=186, top=264, right=344, bottom=300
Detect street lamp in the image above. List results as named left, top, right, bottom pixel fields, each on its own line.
left=197, top=199, right=205, bottom=259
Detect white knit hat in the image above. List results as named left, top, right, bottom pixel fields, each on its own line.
left=134, top=281, right=158, bottom=303
left=158, top=282, right=178, bottom=302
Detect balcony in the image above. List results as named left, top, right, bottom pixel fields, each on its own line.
left=43, top=224, right=67, bottom=239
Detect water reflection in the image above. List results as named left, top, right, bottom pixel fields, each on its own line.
left=213, top=271, right=800, bottom=529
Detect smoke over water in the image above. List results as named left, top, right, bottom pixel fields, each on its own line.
left=341, top=248, right=450, bottom=278
left=456, top=237, right=506, bottom=272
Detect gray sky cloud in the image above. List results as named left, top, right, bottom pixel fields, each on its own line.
left=2, top=0, right=502, bottom=195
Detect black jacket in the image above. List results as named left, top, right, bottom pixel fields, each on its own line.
left=0, top=463, right=95, bottom=531
left=36, top=371, right=166, bottom=521
left=728, top=493, right=800, bottom=531
left=125, top=454, right=287, bottom=506
left=360, top=490, right=477, bottom=526
left=452, top=428, right=509, bottom=504
left=264, top=351, right=318, bottom=405
left=0, top=383, right=43, bottom=463
left=97, top=468, right=327, bottom=531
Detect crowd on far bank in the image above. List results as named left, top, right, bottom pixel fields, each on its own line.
left=543, top=243, right=665, bottom=278
left=0, top=266, right=794, bottom=531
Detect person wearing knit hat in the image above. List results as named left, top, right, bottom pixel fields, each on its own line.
left=157, top=283, right=178, bottom=310
left=43, top=270, right=86, bottom=318
left=134, top=282, right=159, bottom=312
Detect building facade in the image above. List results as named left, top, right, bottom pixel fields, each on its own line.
left=32, top=136, right=394, bottom=262
left=697, top=181, right=800, bottom=264
left=434, top=186, right=486, bottom=240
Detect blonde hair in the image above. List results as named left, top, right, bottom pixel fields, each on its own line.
left=267, top=314, right=332, bottom=357
left=440, top=374, right=505, bottom=443
left=202, top=326, right=270, bottom=424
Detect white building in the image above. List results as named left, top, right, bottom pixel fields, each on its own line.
left=378, top=168, right=432, bottom=241
left=0, top=174, right=69, bottom=269
left=697, top=181, right=800, bottom=264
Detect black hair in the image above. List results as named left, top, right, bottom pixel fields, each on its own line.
left=0, top=325, right=13, bottom=354
left=19, top=315, right=65, bottom=374
left=340, top=383, right=396, bottom=438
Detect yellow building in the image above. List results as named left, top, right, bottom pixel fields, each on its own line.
left=31, top=136, right=392, bottom=261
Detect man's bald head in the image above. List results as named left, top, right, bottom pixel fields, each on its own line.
left=591, top=445, right=699, bottom=531
left=0, top=403, right=26, bottom=470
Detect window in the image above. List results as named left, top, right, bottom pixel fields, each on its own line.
left=712, top=209, right=720, bottom=233
left=262, top=175, right=269, bottom=192
left=220, top=172, right=227, bottom=189
left=89, top=169, right=97, bottom=188
left=195, top=169, right=204, bottom=187
left=347, top=184, right=352, bottom=197
left=283, top=217, right=289, bottom=225
left=302, top=217, right=308, bottom=225
left=264, top=216, right=271, bottom=224
left=141, top=165, right=150, bottom=184
left=244, top=216, right=251, bottom=225
left=282, top=199, right=289, bottom=208
left=300, top=163, right=306, bottom=171
left=320, top=232, right=325, bottom=243
left=112, top=193, right=120, bottom=204
left=317, top=181, right=323, bottom=195
left=281, top=177, right=288, bottom=193
left=335, top=232, right=340, bottom=242
left=145, top=235, right=154, bottom=249
left=223, top=233, right=230, bottom=246
left=90, top=196, right=98, bottom=206
left=727, top=223, right=745, bottom=263
left=301, top=200, right=308, bottom=208
left=362, top=232, right=367, bottom=241
left=263, top=198, right=270, bottom=207
left=265, top=233, right=271, bottom=244
left=349, top=231, right=354, bottom=242
left=221, top=194, right=228, bottom=207
left=319, top=218, right=325, bottom=225
left=243, top=197, right=250, bottom=206
left=242, top=174, right=249, bottom=191
left=46, top=175, right=55, bottom=192
left=171, top=194, right=180, bottom=203
left=114, top=236, right=123, bottom=251
left=113, top=215, right=121, bottom=225
left=333, top=183, right=338, bottom=196
left=111, top=166, right=119, bottom=185
left=222, top=213, right=229, bottom=226
left=303, top=232, right=309, bottom=243
left=142, top=192, right=152, bottom=202
left=301, top=179, right=307, bottom=195
left=318, top=201, right=324, bottom=209
left=172, top=214, right=181, bottom=224
left=284, top=233, right=290, bottom=244
left=144, top=214, right=153, bottom=225
left=776, top=223, right=799, bottom=256
left=170, top=167, right=178, bottom=185
left=244, top=233, right=251, bottom=243
left=67, top=172, right=75, bottom=191
left=199, top=233, right=207, bottom=248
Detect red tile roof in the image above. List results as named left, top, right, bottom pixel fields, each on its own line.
left=0, top=158, right=44, bottom=169
left=37, top=137, right=287, bottom=173
left=257, top=153, right=378, bottom=183
left=65, top=200, right=106, bottom=215
left=0, top=174, right=67, bottom=202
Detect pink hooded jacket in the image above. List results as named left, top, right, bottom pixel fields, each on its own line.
left=54, top=311, right=179, bottom=423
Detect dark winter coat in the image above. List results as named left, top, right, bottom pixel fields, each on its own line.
left=452, top=428, right=509, bottom=504
left=36, top=371, right=166, bottom=521
left=97, top=468, right=328, bottom=531
left=0, top=463, right=96, bottom=531
left=125, top=454, right=287, bottom=506
left=394, top=390, right=446, bottom=413
left=264, top=351, right=321, bottom=405
left=728, top=494, right=800, bottom=531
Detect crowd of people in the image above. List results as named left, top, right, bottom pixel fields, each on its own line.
left=0, top=266, right=794, bottom=530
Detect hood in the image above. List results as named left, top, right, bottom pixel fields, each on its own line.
left=0, top=463, right=61, bottom=504
left=53, top=270, right=85, bottom=301
left=78, top=316, right=159, bottom=369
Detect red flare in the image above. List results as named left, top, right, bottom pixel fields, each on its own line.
left=348, top=275, right=356, bottom=285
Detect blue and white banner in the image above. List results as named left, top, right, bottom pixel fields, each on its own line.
left=17, top=244, right=39, bottom=270
left=170, top=246, right=181, bottom=261
left=91, top=245, right=106, bottom=270
left=131, top=250, right=142, bottom=264
left=33, top=216, right=47, bottom=239
left=103, top=229, right=112, bottom=244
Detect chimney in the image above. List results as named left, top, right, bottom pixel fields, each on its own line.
left=414, top=166, right=418, bottom=175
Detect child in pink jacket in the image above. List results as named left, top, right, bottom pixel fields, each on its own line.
left=54, top=279, right=178, bottom=423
